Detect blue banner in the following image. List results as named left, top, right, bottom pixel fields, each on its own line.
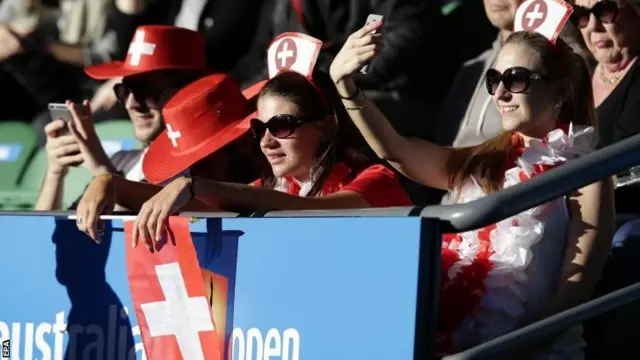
left=0, top=214, right=431, bottom=360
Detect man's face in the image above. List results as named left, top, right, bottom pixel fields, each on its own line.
left=115, top=71, right=196, bottom=145
left=483, top=0, right=526, bottom=30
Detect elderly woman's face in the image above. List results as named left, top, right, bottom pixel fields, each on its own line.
left=574, top=0, right=640, bottom=64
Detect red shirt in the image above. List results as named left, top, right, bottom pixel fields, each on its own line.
left=254, top=163, right=413, bottom=207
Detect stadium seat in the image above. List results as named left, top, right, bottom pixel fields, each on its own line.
left=15, top=119, right=142, bottom=209
left=0, top=122, right=38, bottom=188
left=19, top=148, right=93, bottom=209
left=95, top=120, right=142, bottom=157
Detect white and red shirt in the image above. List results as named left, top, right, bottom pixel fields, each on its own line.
left=437, top=124, right=597, bottom=357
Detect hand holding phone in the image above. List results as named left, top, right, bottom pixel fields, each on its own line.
left=360, top=14, right=384, bottom=74
left=48, top=102, right=74, bottom=136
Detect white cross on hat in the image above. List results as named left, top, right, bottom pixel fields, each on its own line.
left=167, top=124, right=182, bottom=147
left=128, top=30, right=157, bottom=66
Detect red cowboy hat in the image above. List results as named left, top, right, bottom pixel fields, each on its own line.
left=142, top=73, right=256, bottom=184
left=85, top=25, right=207, bottom=80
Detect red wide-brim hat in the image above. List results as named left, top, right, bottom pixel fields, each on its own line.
left=142, top=74, right=257, bottom=184
left=85, top=25, right=207, bottom=80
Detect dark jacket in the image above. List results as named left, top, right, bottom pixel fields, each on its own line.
left=109, top=0, right=263, bottom=83
left=237, top=0, right=443, bottom=96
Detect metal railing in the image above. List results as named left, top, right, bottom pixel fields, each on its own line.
left=2, top=131, right=639, bottom=359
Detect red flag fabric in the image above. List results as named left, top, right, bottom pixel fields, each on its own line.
left=125, top=217, right=223, bottom=360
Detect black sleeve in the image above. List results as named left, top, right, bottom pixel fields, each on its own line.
left=200, top=0, right=264, bottom=76
left=231, top=1, right=275, bottom=87
left=616, top=73, right=640, bottom=143
left=353, top=0, right=442, bottom=90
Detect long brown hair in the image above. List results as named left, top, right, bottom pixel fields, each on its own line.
left=257, top=70, right=374, bottom=196
left=447, top=31, right=597, bottom=193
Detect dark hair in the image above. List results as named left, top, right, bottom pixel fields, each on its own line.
left=447, top=31, right=596, bottom=193
left=257, top=70, right=374, bottom=196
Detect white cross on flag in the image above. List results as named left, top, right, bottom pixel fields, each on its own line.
left=514, top=0, right=573, bottom=43
left=267, top=32, right=322, bottom=79
left=125, top=217, right=222, bottom=360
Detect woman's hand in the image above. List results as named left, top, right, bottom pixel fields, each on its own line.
left=132, top=176, right=193, bottom=249
left=329, top=20, right=384, bottom=86
left=76, top=174, right=116, bottom=242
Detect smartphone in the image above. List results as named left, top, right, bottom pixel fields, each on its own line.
left=360, top=14, right=384, bottom=74
left=48, top=103, right=72, bottom=135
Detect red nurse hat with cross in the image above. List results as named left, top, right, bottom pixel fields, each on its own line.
left=241, top=32, right=323, bottom=99
left=514, top=0, right=573, bottom=44
left=85, top=25, right=207, bottom=79
left=142, top=73, right=255, bottom=184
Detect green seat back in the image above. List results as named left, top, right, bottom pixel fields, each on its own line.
left=0, top=122, right=38, bottom=188
left=20, top=148, right=94, bottom=209
left=95, top=120, right=142, bottom=157
left=19, top=119, right=142, bottom=209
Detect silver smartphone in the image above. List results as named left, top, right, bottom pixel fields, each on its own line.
left=48, top=103, right=72, bottom=135
left=360, top=14, right=384, bottom=74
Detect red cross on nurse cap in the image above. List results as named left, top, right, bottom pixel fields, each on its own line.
left=241, top=32, right=323, bottom=101
left=514, top=0, right=573, bottom=44
left=85, top=25, right=207, bottom=80
left=267, top=32, right=322, bottom=79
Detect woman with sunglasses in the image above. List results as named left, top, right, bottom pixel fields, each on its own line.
left=573, top=0, right=640, bottom=215
left=76, top=67, right=412, bottom=244
left=330, top=20, right=614, bottom=357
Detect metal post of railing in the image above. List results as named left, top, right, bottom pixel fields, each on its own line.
left=441, top=282, right=640, bottom=360
left=420, top=131, right=640, bottom=233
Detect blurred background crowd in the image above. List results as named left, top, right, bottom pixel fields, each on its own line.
left=0, top=0, right=637, bottom=213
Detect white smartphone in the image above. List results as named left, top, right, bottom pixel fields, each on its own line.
left=360, top=14, right=384, bottom=74
left=48, top=103, right=72, bottom=135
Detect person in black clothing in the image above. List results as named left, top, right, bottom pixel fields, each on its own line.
left=572, top=0, right=640, bottom=214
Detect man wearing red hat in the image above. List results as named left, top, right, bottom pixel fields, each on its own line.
left=34, top=26, right=210, bottom=210
left=74, top=73, right=260, bottom=239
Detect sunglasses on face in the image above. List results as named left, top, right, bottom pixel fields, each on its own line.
left=485, top=67, right=550, bottom=95
left=113, top=81, right=159, bottom=104
left=250, top=114, right=320, bottom=139
left=571, top=0, right=619, bottom=28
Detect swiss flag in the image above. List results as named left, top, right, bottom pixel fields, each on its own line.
left=514, top=0, right=573, bottom=43
left=267, top=32, right=322, bottom=79
left=125, top=217, right=222, bottom=360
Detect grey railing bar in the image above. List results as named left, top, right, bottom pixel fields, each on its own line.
left=442, top=282, right=640, bottom=360
left=262, top=206, right=419, bottom=217
left=421, top=131, right=640, bottom=233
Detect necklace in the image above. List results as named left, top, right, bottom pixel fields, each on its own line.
left=600, top=65, right=624, bottom=84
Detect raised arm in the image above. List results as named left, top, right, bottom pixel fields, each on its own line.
left=329, top=21, right=454, bottom=190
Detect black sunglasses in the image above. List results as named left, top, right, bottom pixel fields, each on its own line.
left=113, top=80, right=158, bottom=104
left=485, top=67, right=550, bottom=95
left=250, top=114, right=320, bottom=139
left=571, top=0, right=619, bottom=28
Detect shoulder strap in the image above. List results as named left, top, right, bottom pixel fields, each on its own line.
left=110, top=150, right=143, bottom=175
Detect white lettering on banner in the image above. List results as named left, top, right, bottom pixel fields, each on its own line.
left=231, top=328, right=300, bottom=360
left=0, top=146, right=9, bottom=161
left=0, top=306, right=146, bottom=360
